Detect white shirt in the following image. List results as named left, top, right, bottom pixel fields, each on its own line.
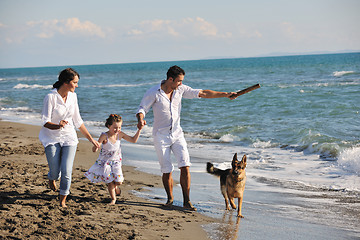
left=137, top=81, right=201, bottom=137
left=39, top=89, right=84, bottom=147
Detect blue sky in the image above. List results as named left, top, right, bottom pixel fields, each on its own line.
left=0, top=0, right=359, bottom=68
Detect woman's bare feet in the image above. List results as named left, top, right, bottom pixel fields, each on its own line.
left=60, top=195, right=67, bottom=208
left=109, top=199, right=116, bottom=205
left=49, top=180, right=57, bottom=191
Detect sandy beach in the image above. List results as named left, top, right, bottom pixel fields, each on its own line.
left=1, top=120, right=360, bottom=240
left=0, top=121, right=214, bottom=239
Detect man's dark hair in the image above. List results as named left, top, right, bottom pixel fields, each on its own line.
left=166, top=65, right=185, bottom=80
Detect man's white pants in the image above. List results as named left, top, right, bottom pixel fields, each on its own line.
left=153, top=132, right=191, bottom=173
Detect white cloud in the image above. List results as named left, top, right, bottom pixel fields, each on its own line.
left=126, top=17, right=231, bottom=39
left=26, top=17, right=106, bottom=39
left=127, top=29, right=143, bottom=36
left=192, top=17, right=217, bottom=37
left=280, top=22, right=304, bottom=41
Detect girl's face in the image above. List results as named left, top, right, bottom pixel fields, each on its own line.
left=108, top=121, right=122, bottom=134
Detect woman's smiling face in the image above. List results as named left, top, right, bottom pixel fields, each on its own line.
left=65, top=75, right=79, bottom=93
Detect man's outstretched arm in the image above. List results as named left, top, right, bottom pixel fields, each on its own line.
left=199, top=90, right=238, bottom=100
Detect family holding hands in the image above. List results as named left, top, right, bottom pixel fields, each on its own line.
left=39, top=66, right=238, bottom=209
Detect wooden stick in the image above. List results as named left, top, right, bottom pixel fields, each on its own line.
left=230, top=84, right=261, bottom=98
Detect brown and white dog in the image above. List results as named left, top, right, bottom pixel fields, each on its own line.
left=207, top=153, right=247, bottom=218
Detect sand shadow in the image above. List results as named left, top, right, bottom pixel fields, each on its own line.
left=117, top=199, right=196, bottom=213
left=0, top=189, right=100, bottom=209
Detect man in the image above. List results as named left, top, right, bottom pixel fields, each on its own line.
left=136, top=65, right=238, bottom=210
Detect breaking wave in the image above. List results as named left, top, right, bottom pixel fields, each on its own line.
left=13, top=83, right=52, bottom=89
left=338, top=147, right=360, bottom=175
left=333, top=71, right=356, bottom=77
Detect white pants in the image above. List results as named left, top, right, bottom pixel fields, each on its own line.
left=153, top=132, right=191, bottom=173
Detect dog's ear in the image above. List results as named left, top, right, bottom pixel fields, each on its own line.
left=241, top=155, right=247, bottom=168
left=232, top=153, right=238, bottom=168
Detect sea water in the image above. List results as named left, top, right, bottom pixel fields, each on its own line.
left=1, top=53, right=359, bottom=238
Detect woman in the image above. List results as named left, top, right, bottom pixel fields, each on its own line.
left=39, top=68, right=100, bottom=207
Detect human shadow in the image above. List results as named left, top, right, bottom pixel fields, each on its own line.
left=0, top=189, right=99, bottom=209
left=117, top=199, right=196, bottom=213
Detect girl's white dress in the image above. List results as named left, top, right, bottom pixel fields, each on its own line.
left=85, top=133, right=124, bottom=183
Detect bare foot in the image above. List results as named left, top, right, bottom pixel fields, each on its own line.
left=109, top=199, right=116, bottom=205
left=49, top=180, right=57, bottom=191
left=60, top=195, right=67, bottom=208
left=183, top=201, right=197, bottom=211
left=164, top=199, right=173, bottom=207
left=115, top=186, right=121, bottom=196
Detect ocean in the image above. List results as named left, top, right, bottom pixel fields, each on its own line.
left=1, top=53, right=359, bottom=238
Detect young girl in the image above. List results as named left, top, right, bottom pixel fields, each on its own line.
left=85, top=114, right=142, bottom=204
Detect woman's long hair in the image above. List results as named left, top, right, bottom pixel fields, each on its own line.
left=53, top=68, right=80, bottom=89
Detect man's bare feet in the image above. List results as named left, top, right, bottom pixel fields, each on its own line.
left=49, top=180, right=57, bottom=191
left=183, top=201, right=197, bottom=211
left=163, top=199, right=174, bottom=208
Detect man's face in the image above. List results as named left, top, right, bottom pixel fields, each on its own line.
left=170, top=74, right=184, bottom=90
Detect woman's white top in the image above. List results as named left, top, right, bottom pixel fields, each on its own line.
left=39, top=89, right=84, bottom=148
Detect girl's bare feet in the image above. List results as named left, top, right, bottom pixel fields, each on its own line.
left=115, top=186, right=121, bottom=196
left=49, top=180, right=57, bottom=191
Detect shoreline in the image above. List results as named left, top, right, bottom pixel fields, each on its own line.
left=0, top=121, right=214, bottom=239
left=1, top=120, right=359, bottom=240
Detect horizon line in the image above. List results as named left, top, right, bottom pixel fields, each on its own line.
left=1, top=50, right=359, bottom=70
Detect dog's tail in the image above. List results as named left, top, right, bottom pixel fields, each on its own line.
left=206, top=162, right=228, bottom=176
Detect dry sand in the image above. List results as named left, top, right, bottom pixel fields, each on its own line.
left=0, top=121, right=215, bottom=239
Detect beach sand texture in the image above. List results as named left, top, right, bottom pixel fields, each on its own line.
left=0, top=121, right=213, bottom=239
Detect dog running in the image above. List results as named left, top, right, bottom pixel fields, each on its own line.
left=207, top=153, right=247, bottom=218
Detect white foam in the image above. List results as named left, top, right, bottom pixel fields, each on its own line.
left=13, top=83, right=52, bottom=89
left=276, top=80, right=359, bottom=89
left=333, top=71, right=355, bottom=77
left=252, top=139, right=274, bottom=148
left=219, top=134, right=239, bottom=142
left=1, top=106, right=33, bottom=112
left=213, top=162, right=231, bottom=170
left=0, top=111, right=42, bottom=125
left=338, top=147, right=360, bottom=175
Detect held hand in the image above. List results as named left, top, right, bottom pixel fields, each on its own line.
left=93, top=140, right=101, bottom=149
left=92, top=145, right=99, bottom=152
left=92, top=141, right=100, bottom=152
left=227, top=92, right=238, bottom=100
left=137, top=119, right=146, bottom=130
